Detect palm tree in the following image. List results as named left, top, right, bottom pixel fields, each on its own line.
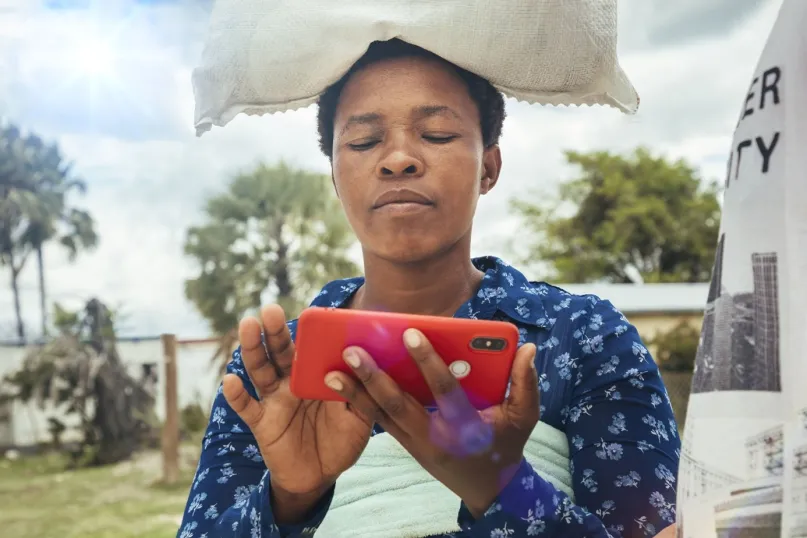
left=19, top=141, right=98, bottom=337
left=184, top=161, right=359, bottom=372
left=0, top=123, right=39, bottom=340
left=0, top=122, right=98, bottom=340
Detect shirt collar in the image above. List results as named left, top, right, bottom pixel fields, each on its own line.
left=309, top=256, right=551, bottom=328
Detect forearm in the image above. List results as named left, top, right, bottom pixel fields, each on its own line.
left=458, top=460, right=618, bottom=538
left=182, top=346, right=335, bottom=538
left=213, top=471, right=334, bottom=538
left=270, top=479, right=335, bottom=528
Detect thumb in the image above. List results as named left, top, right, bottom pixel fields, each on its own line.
left=223, top=373, right=264, bottom=429
left=504, top=343, right=540, bottom=425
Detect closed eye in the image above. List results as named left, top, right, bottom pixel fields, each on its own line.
left=348, top=140, right=380, bottom=151
left=423, top=135, right=457, bottom=144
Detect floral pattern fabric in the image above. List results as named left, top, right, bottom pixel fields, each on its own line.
left=178, top=257, right=680, bottom=538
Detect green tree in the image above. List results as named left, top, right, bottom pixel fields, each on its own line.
left=652, top=319, right=700, bottom=373
left=0, top=122, right=98, bottom=340
left=512, top=147, right=721, bottom=283
left=184, top=162, right=359, bottom=368
left=20, top=140, right=98, bottom=338
left=2, top=299, right=157, bottom=466
left=1, top=123, right=40, bottom=339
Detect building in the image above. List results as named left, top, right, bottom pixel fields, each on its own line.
left=678, top=449, right=743, bottom=500
left=711, top=293, right=735, bottom=390
left=691, top=251, right=782, bottom=394
left=0, top=336, right=222, bottom=449
left=707, top=233, right=725, bottom=304
left=787, top=407, right=807, bottom=538
left=731, top=293, right=756, bottom=390
left=751, top=253, right=781, bottom=392
left=746, top=425, right=785, bottom=478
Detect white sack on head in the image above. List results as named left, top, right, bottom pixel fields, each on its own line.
left=192, top=0, right=639, bottom=136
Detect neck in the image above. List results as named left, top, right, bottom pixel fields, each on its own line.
left=354, top=244, right=484, bottom=317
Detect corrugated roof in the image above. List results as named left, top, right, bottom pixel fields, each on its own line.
left=556, top=282, right=709, bottom=314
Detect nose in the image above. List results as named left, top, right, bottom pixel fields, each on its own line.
left=376, top=150, right=424, bottom=179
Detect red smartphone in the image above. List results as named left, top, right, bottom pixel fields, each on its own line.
left=290, top=307, right=519, bottom=409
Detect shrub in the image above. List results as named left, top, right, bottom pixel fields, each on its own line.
left=652, top=319, right=700, bottom=373
left=180, top=403, right=208, bottom=438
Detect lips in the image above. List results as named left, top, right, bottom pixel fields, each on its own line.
left=371, top=188, right=434, bottom=209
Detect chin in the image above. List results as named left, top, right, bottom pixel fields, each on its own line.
left=377, top=246, right=438, bottom=265
left=367, top=235, right=458, bottom=265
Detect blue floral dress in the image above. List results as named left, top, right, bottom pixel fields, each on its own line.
left=178, top=257, right=680, bottom=538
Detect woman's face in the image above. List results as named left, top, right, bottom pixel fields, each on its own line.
left=331, top=55, right=501, bottom=264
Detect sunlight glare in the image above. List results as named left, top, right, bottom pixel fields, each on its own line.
left=69, top=38, right=117, bottom=79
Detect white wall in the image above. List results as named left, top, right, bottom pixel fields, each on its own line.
left=0, top=338, right=224, bottom=447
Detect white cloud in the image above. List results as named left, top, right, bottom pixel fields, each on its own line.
left=0, top=0, right=785, bottom=340
left=0, top=0, right=207, bottom=139
left=618, top=0, right=768, bottom=49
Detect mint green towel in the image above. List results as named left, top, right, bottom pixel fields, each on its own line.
left=317, top=421, right=573, bottom=538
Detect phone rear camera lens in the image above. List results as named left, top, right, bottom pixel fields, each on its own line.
left=471, top=337, right=506, bottom=351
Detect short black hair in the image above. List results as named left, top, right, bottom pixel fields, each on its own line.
left=316, top=39, right=506, bottom=160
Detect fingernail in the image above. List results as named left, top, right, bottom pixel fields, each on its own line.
left=325, top=375, right=343, bottom=392
left=343, top=349, right=361, bottom=369
left=403, top=328, right=421, bottom=348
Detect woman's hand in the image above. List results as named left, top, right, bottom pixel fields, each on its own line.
left=222, top=305, right=373, bottom=523
left=655, top=525, right=677, bottom=538
left=324, top=328, right=540, bottom=516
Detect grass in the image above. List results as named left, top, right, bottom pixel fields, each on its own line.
left=0, top=445, right=200, bottom=538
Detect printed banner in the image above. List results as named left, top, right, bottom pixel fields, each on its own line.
left=675, top=1, right=807, bottom=537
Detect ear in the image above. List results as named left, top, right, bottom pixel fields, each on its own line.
left=480, top=145, right=502, bottom=195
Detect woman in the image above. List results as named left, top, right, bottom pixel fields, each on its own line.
left=178, top=39, right=680, bottom=538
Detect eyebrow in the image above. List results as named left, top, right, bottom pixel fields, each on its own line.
left=413, top=105, right=461, bottom=120
left=339, top=113, right=382, bottom=137
left=338, top=105, right=462, bottom=137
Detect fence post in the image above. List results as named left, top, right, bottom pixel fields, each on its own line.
left=161, top=333, right=179, bottom=484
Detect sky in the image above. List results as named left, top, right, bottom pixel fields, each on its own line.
left=0, top=0, right=782, bottom=340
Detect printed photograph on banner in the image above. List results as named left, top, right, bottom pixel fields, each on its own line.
left=676, top=0, right=805, bottom=536
left=678, top=414, right=785, bottom=538
left=783, top=370, right=807, bottom=538
left=784, top=408, right=807, bottom=538
left=691, top=234, right=782, bottom=394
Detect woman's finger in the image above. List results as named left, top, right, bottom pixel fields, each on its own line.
left=403, top=329, right=476, bottom=423
left=238, top=316, right=279, bottom=397
left=222, top=373, right=264, bottom=430
left=260, top=304, right=295, bottom=377
left=427, top=411, right=456, bottom=452
left=324, top=371, right=408, bottom=439
left=503, top=343, right=540, bottom=428
left=654, top=525, right=677, bottom=538
left=339, top=346, right=429, bottom=436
